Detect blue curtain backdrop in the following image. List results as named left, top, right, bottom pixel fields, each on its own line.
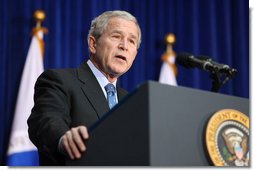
left=0, top=0, right=249, bottom=165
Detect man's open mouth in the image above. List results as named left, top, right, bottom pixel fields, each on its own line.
left=115, top=55, right=126, bottom=61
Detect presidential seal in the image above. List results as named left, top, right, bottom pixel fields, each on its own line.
left=205, top=109, right=249, bottom=166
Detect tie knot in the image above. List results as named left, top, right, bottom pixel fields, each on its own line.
left=105, top=83, right=116, bottom=94
left=104, top=83, right=117, bottom=109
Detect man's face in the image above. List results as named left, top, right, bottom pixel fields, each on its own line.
left=89, top=17, right=139, bottom=79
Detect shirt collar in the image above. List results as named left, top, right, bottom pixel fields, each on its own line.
left=87, top=60, right=117, bottom=97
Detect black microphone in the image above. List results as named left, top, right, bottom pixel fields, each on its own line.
left=176, top=53, right=215, bottom=72
left=196, top=55, right=237, bottom=76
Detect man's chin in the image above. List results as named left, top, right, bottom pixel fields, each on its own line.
left=109, top=70, right=126, bottom=78
left=109, top=66, right=128, bottom=75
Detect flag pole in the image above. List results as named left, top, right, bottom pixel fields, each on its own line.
left=165, top=33, right=175, bottom=53
left=32, top=10, right=47, bottom=57
left=162, top=33, right=177, bottom=76
left=33, top=10, right=46, bottom=28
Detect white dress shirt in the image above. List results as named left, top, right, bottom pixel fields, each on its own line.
left=87, top=60, right=118, bottom=102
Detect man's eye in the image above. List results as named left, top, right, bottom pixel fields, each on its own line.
left=112, top=35, right=120, bottom=39
left=129, top=39, right=136, bottom=45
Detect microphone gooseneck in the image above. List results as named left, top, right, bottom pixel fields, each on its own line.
left=176, top=52, right=237, bottom=92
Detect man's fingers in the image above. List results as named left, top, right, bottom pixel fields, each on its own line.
left=71, top=127, right=87, bottom=152
left=78, top=126, right=89, bottom=140
left=68, top=129, right=82, bottom=158
left=60, top=126, right=89, bottom=160
left=62, top=135, right=74, bottom=159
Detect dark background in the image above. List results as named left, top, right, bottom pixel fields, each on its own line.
left=0, top=0, right=249, bottom=165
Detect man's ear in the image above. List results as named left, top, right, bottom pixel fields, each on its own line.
left=88, top=36, right=96, bottom=54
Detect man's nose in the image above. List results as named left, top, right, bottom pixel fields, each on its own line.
left=118, top=39, right=128, bottom=51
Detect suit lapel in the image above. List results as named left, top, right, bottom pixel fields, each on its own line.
left=77, top=62, right=109, bottom=118
left=77, top=62, right=129, bottom=119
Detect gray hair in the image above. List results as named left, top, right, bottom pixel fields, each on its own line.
left=88, top=10, right=141, bottom=49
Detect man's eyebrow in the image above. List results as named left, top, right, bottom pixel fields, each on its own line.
left=110, top=30, right=137, bottom=38
left=110, top=30, right=122, bottom=34
left=109, top=30, right=138, bottom=43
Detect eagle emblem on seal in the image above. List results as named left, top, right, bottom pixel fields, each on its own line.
left=222, top=127, right=249, bottom=166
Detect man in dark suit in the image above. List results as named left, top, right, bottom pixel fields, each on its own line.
left=27, top=10, right=141, bottom=165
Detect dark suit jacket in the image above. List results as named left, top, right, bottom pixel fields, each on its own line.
left=27, top=62, right=128, bottom=165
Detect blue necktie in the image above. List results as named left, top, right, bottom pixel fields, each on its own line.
left=104, top=83, right=117, bottom=109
